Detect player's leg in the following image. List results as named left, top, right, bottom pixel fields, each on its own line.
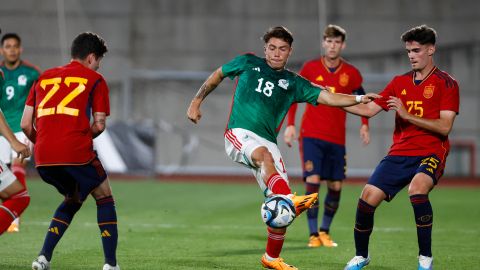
left=304, top=175, right=322, bottom=247
left=299, top=137, right=322, bottom=246
left=7, top=158, right=28, bottom=232
left=408, top=155, right=441, bottom=270
left=0, top=179, right=30, bottom=235
left=34, top=167, right=82, bottom=267
left=251, top=143, right=317, bottom=217
left=9, top=133, right=33, bottom=232
left=345, top=156, right=416, bottom=269
left=89, top=158, right=119, bottom=270
left=225, top=129, right=299, bottom=269
left=318, top=180, right=341, bottom=247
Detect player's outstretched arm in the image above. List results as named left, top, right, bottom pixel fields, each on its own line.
left=387, top=96, right=456, bottom=136
left=187, top=67, right=225, bottom=124
left=317, top=88, right=380, bottom=107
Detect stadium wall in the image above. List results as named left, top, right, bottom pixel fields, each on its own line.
left=0, top=0, right=478, bottom=176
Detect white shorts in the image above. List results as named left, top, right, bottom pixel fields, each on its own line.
left=0, top=160, right=17, bottom=192
left=0, top=132, right=32, bottom=164
left=224, top=128, right=288, bottom=196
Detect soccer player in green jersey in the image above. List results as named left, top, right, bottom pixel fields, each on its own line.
left=0, top=32, right=41, bottom=232
left=187, top=26, right=380, bottom=270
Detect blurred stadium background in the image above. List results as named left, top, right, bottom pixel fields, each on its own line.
left=1, top=0, right=478, bottom=178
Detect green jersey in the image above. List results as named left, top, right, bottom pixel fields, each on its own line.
left=0, top=61, right=40, bottom=132
left=222, top=54, right=321, bottom=143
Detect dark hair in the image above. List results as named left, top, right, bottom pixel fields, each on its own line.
left=71, top=32, right=108, bottom=60
left=263, top=26, right=294, bottom=46
left=323, top=24, right=347, bottom=41
left=401, top=25, right=437, bottom=45
left=1, top=33, right=21, bottom=46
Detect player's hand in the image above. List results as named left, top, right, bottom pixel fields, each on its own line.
left=187, top=99, right=202, bottom=124
left=387, top=96, right=409, bottom=119
left=283, top=125, right=297, bottom=147
left=360, top=93, right=382, bottom=104
left=359, top=124, right=370, bottom=145
left=12, top=140, right=31, bottom=162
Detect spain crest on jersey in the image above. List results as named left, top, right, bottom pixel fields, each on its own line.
left=423, top=85, right=435, bottom=99
left=339, top=73, right=349, bottom=87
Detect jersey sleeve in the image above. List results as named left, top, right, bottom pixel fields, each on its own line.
left=294, top=75, right=321, bottom=105
left=25, top=80, right=37, bottom=107
left=350, top=67, right=363, bottom=93
left=221, top=54, right=250, bottom=80
left=440, top=77, right=460, bottom=114
left=91, top=77, right=110, bottom=116
left=374, top=77, right=397, bottom=111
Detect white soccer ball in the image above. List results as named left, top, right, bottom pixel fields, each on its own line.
left=260, top=194, right=296, bottom=228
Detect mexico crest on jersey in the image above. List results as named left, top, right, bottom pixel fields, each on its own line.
left=339, top=73, right=349, bottom=87
left=423, top=85, right=435, bottom=99
left=278, top=79, right=289, bottom=90
left=18, top=74, right=27, bottom=86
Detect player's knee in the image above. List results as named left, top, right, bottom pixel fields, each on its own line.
left=360, top=185, right=385, bottom=207
left=306, top=175, right=321, bottom=184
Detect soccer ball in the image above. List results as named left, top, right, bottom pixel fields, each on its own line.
left=260, top=194, right=296, bottom=228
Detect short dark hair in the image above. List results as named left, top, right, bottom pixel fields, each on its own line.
left=323, top=24, right=347, bottom=41
left=71, top=32, right=108, bottom=60
left=1, top=33, right=21, bottom=46
left=263, top=26, right=294, bottom=46
left=401, top=25, right=437, bottom=45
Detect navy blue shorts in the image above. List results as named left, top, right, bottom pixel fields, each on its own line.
left=300, top=137, right=346, bottom=181
left=37, top=156, right=108, bottom=202
left=368, top=154, right=444, bottom=201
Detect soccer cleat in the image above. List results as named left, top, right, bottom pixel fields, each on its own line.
left=261, top=254, right=298, bottom=270
left=7, top=222, right=19, bottom=233
left=307, top=235, right=322, bottom=248
left=103, top=263, right=121, bottom=270
left=418, top=255, right=433, bottom=270
left=32, top=255, right=50, bottom=270
left=344, top=255, right=370, bottom=270
left=289, top=193, right=318, bottom=216
left=318, top=231, right=338, bottom=247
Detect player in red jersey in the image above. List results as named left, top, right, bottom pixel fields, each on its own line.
left=343, top=25, right=459, bottom=270
left=284, top=25, right=369, bottom=248
left=21, top=32, right=120, bottom=270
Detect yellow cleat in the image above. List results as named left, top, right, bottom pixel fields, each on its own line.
left=7, top=222, right=19, bottom=233
left=318, top=231, right=338, bottom=247
left=261, top=255, right=298, bottom=270
left=290, top=193, right=318, bottom=216
left=307, top=235, right=322, bottom=248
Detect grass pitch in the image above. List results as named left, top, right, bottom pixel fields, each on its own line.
left=1, top=178, right=479, bottom=269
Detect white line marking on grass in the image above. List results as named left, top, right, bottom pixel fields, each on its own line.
left=21, top=221, right=480, bottom=234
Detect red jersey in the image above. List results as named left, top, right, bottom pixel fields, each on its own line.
left=374, top=67, right=459, bottom=160
left=26, top=61, right=110, bottom=166
left=287, top=57, right=367, bottom=145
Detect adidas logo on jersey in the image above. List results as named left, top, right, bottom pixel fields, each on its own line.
left=252, top=67, right=261, bottom=72
left=278, top=79, right=289, bottom=90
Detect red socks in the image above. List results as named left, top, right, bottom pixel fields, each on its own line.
left=11, top=164, right=27, bottom=187
left=266, top=173, right=291, bottom=195
left=0, top=189, right=30, bottom=234
left=265, top=227, right=285, bottom=259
